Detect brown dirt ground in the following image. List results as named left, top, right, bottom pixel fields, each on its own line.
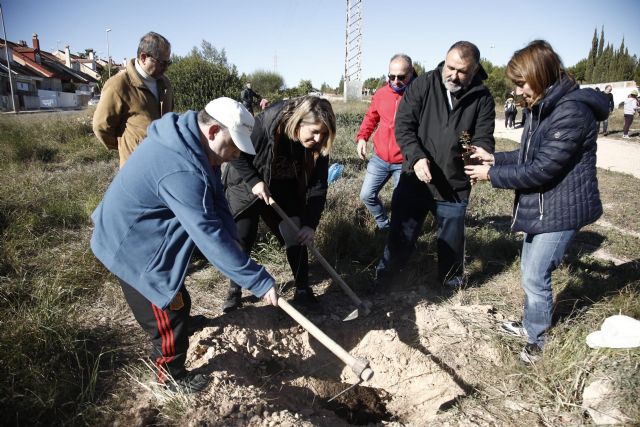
left=104, top=261, right=522, bottom=426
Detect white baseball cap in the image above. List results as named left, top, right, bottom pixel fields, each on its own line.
left=586, top=314, right=640, bottom=349
left=204, top=97, right=256, bottom=155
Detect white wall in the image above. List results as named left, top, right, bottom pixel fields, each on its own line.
left=580, top=81, right=637, bottom=108
left=38, top=89, right=80, bottom=108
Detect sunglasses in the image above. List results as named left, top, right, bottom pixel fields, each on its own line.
left=147, top=55, right=172, bottom=67
left=388, top=74, right=406, bottom=81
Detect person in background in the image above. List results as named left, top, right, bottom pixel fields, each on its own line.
left=93, top=31, right=174, bottom=167
left=622, top=89, right=639, bottom=139
left=241, top=82, right=262, bottom=114
left=91, top=98, right=278, bottom=393
left=600, top=85, right=615, bottom=136
left=504, top=97, right=517, bottom=129
left=465, top=40, right=606, bottom=364
left=221, top=96, right=336, bottom=312
left=355, top=53, right=416, bottom=230
left=375, top=41, right=495, bottom=290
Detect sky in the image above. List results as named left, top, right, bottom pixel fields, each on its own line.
left=3, top=0, right=640, bottom=89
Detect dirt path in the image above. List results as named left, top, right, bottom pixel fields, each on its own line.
left=493, top=119, right=640, bottom=178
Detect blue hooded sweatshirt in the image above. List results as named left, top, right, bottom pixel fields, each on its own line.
left=91, top=111, right=274, bottom=309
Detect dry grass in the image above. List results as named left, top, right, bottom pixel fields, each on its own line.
left=1, top=105, right=638, bottom=425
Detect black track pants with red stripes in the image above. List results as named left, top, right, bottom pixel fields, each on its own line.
left=119, top=279, right=191, bottom=382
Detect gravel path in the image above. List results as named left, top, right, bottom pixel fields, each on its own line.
left=493, top=119, right=640, bottom=179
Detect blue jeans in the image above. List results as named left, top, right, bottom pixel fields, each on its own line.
left=376, top=173, right=467, bottom=282
left=359, top=154, right=402, bottom=229
left=521, top=230, right=576, bottom=348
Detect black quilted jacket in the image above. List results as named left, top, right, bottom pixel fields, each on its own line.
left=221, top=100, right=328, bottom=230
left=489, top=75, right=609, bottom=234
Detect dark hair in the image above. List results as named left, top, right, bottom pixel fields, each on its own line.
left=448, top=41, right=480, bottom=65
left=137, top=32, right=171, bottom=59
left=197, top=109, right=225, bottom=129
left=506, top=40, right=570, bottom=106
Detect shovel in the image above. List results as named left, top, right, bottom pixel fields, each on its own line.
left=278, top=297, right=374, bottom=382
left=268, top=198, right=372, bottom=321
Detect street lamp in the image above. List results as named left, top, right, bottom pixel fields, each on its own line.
left=0, top=2, right=16, bottom=112
left=105, top=28, right=111, bottom=78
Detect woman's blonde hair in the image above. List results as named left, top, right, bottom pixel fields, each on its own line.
left=280, top=96, right=336, bottom=156
left=506, top=40, right=571, bottom=106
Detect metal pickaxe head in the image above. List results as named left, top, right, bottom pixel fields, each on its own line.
left=342, top=301, right=373, bottom=322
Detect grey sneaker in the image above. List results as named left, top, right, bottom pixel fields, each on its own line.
left=519, top=343, right=542, bottom=365
left=501, top=320, right=529, bottom=339
left=165, top=373, right=209, bottom=394
left=222, top=289, right=242, bottom=313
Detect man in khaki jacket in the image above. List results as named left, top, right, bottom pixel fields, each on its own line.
left=93, top=31, right=174, bottom=167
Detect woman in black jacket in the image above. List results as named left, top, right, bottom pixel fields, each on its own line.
left=465, top=40, right=607, bottom=364
left=221, top=96, right=336, bottom=312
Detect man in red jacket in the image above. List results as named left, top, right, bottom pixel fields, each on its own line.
left=356, top=54, right=415, bottom=230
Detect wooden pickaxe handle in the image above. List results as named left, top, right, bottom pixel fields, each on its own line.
left=268, top=198, right=369, bottom=312
left=277, top=298, right=374, bottom=381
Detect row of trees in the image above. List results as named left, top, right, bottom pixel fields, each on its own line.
left=164, top=40, right=339, bottom=111
left=567, top=27, right=640, bottom=84
left=99, top=29, right=638, bottom=110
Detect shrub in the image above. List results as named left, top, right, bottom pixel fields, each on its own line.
left=166, top=55, right=243, bottom=112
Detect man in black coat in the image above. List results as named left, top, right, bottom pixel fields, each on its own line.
left=375, top=41, right=495, bottom=288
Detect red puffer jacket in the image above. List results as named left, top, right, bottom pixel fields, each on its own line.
left=356, top=84, right=404, bottom=164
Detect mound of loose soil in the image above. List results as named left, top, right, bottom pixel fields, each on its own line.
left=134, top=279, right=508, bottom=426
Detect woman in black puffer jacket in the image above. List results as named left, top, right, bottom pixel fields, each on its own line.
left=465, top=40, right=608, bottom=364
left=221, top=96, right=336, bottom=313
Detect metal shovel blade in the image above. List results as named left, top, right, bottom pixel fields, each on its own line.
left=343, top=308, right=360, bottom=322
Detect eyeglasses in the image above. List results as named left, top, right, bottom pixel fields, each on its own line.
left=388, top=74, right=406, bottom=81
left=147, top=54, right=172, bottom=67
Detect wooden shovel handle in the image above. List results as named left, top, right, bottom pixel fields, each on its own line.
left=277, top=298, right=373, bottom=381
left=268, top=198, right=365, bottom=308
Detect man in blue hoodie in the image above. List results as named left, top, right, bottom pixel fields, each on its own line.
left=91, top=97, right=278, bottom=393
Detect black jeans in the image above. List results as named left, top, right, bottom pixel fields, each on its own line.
left=376, top=173, right=468, bottom=282
left=228, top=201, right=309, bottom=294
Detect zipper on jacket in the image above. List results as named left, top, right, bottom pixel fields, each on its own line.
left=511, top=103, right=544, bottom=229
left=539, top=193, right=544, bottom=220
left=390, top=96, right=399, bottom=158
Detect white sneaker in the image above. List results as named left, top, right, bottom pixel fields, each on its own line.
left=501, top=320, right=529, bottom=339
left=623, top=135, right=630, bottom=139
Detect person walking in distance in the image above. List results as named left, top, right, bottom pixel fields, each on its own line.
left=622, top=90, right=639, bottom=138
left=241, top=82, right=262, bottom=115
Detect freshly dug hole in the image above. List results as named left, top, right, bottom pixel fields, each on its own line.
left=295, top=377, right=393, bottom=424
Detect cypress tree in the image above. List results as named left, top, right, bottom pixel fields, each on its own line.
left=585, top=28, right=598, bottom=82
left=597, top=26, right=605, bottom=58
left=604, top=44, right=615, bottom=82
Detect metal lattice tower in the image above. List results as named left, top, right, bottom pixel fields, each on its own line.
left=343, top=0, right=363, bottom=101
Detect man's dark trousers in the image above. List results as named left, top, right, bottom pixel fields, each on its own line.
left=376, top=172, right=467, bottom=282
left=119, top=279, right=191, bottom=382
